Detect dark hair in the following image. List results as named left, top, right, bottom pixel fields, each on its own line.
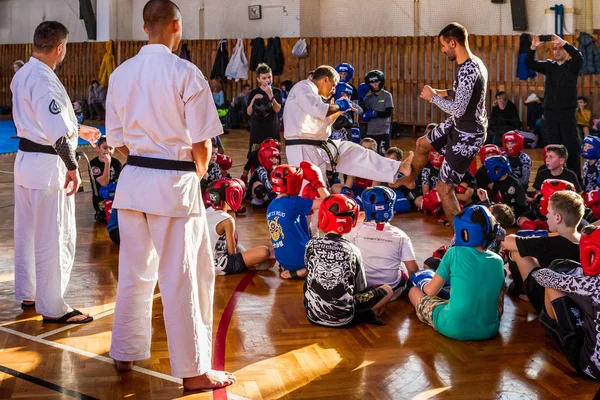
left=14, top=60, right=25, bottom=68
left=281, top=80, right=293, bottom=92
left=308, top=70, right=315, bottom=77
left=91, top=80, right=99, bottom=85
left=546, top=144, right=568, bottom=160
left=469, top=207, right=497, bottom=236
left=242, top=83, right=251, bottom=90
left=385, top=147, right=403, bottom=160
left=33, top=21, right=69, bottom=53
left=97, top=136, right=107, bottom=146
left=578, top=96, right=588, bottom=103
left=256, top=63, right=272, bottom=76
left=439, top=22, right=468, bottom=47
left=490, top=203, right=515, bottom=229
left=312, top=66, right=338, bottom=82
left=143, top=0, right=181, bottom=35
left=496, top=91, right=507, bottom=99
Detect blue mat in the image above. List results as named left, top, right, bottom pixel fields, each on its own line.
left=0, top=120, right=106, bottom=155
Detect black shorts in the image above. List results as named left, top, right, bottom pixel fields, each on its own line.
left=223, top=253, right=248, bottom=275
left=523, top=267, right=546, bottom=314
left=426, top=120, right=485, bottom=186
left=539, top=296, right=585, bottom=374
left=354, top=286, right=389, bottom=311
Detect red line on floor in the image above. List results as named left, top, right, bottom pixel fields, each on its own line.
left=213, top=271, right=256, bottom=400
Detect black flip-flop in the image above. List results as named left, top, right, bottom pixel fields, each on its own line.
left=285, top=270, right=306, bottom=281
left=42, top=309, right=93, bottom=324
left=21, top=302, right=35, bottom=309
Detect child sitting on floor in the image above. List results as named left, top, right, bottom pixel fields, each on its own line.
left=482, top=155, right=529, bottom=219
left=304, top=194, right=393, bottom=327
left=347, top=186, right=419, bottom=301
left=267, top=162, right=330, bottom=280
left=248, top=144, right=280, bottom=207
left=581, top=136, right=600, bottom=193
left=409, top=205, right=505, bottom=340
left=502, top=131, right=532, bottom=189
left=206, top=178, right=274, bottom=275
left=90, top=136, right=122, bottom=223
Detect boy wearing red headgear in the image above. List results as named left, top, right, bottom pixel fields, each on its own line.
left=502, top=191, right=584, bottom=311
left=248, top=145, right=281, bottom=206
left=304, top=194, right=393, bottom=327
left=502, top=131, right=532, bottom=188
left=206, top=178, right=274, bottom=275
left=267, top=162, right=330, bottom=279
left=530, top=224, right=600, bottom=381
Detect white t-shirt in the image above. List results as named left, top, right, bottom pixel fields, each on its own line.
left=11, top=57, right=78, bottom=190
left=283, top=79, right=333, bottom=140
left=206, top=208, right=232, bottom=275
left=347, top=221, right=416, bottom=288
left=106, top=44, right=222, bottom=217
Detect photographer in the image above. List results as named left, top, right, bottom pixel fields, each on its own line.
left=526, top=34, right=583, bottom=176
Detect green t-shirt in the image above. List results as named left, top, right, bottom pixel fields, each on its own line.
left=432, top=246, right=505, bottom=340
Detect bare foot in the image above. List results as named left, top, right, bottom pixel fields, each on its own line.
left=398, top=150, right=414, bottom=178
left=115, top=360, right=134, bottom=371
left=254, top=258, right=276, bottom=271
left=183, top=370, right=236, bottom=391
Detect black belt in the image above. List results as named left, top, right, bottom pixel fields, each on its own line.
left=18, top=138, right=57, bottom=155
left=127, top=155, right=196, bottom=172
left=285, top=138, right=340, bottom=184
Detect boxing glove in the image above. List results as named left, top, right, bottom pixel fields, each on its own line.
left=253, top=184, right=269, bottom=201
left=216, top=154, right=232, bottom=171
left=515, top=230, right=548, bottom=237
left=362, top=110, right=378, bottom=122
left=301, top=182, right=319, bottom=200
left=585, top=190, right=600, bottom=207
left=421, top=190, right=441, bottom=214
left=299, top=161, right=326, bottom=189
left=534, top=220, right=549, bottom=231
left=350, top=127, right=361, bottom=143
left=340, top=185, right=352, bottom=196
left=335, top=98, right=353, bottom=112
left=455, top=184, right=467, bottom=194
left=432, top=245, right=448, bottom=259
left=410, top=269, right=435, bottom=292
left=519, top=219, right=537, bottom=231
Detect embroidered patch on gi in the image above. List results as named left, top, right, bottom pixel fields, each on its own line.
left=91, top=166, right=102, bottom=176
left=49, top=99, right=61, bottom=115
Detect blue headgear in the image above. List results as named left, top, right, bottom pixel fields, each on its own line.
left=334, top=82, right=354, bottom=100
left=361, top=186, right=396, bottom=223
left=580, top=136, right=600, bottom=159
left=484, top=155, right=512, bottom=182
left=453, top=205, right=499, bottom=249
left=357, top=83, right=370, bottom=104
left=335, top=63, right=354, bottom=82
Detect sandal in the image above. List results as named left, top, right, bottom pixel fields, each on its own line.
left=280, top=268, right=307, bottom=280
left=42, top=309, right=93, bottom=324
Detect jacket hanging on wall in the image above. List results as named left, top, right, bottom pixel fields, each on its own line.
left=263, top=37, right=284, bottom=75
left=516, top=33, right=537, bottom=80
left=225, top=39, right=249, bottom=81
left=210, top=39, right=229, bottom=81
left=179, top=43, right=191, bottom=61
left=577, top=32, right=600, bottom=75
left=250, top=37, right=265, bottom=71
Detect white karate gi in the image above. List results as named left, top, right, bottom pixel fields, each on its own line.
left=105, top=44, right=222, bottom=378
left=283, top=79, right=401, bottom=182
left=12, top=57, right=79, bottom=318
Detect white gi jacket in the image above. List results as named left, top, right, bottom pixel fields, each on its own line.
left=283, top=79, right=333, bottom=140
left=105, top=44, right=222, bottom=218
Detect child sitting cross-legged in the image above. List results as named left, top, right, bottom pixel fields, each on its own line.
left=347, top=186, right=419, bottom=301
left=267, top=162, right=330, bottom=280
left=408, top=205, right=506, bottom=340
left=206, top=178, right=275, bottom=275
left=304, top=194, right=393, bottom=327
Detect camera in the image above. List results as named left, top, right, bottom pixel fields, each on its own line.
left=539, top=35, right=553, bottom=42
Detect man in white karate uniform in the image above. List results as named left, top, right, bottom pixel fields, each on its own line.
left=12, top=21, right=100, bottom=324
left=105, top=0, right=235, bottom=390
left=283, top=65, right=413, bottom=184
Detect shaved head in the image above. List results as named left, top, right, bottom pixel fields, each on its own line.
left=143, top=0, right=181, bottom=35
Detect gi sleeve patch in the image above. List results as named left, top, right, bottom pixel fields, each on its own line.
left=49, top=99, right=61, bottom=115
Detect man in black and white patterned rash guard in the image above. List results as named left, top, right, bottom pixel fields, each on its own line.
left=401, top=22, right=488, bottom=226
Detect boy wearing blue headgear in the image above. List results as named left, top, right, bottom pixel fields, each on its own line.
left=581, top=136, right=600, bottom=193
left=330, top=82, right=362, bottom=142
left=347, top=186, right=419, bottom=301
left=335, top=63, right=358, bottom=100
left=363, top=70, right=394, bottom=154
left=480, top=155, right=528, bottom=219
left=408, top=205, right=506, bottom=340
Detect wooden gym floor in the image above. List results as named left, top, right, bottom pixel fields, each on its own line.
left=0, top=130, right=598, bottom=400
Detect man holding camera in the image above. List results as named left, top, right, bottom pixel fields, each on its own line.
left=526, top=33, right=583, bottom=176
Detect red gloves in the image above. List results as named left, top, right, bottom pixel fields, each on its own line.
left=301, top=182, right=319, bottom=200
left=300, top=161, right=325, bottom=190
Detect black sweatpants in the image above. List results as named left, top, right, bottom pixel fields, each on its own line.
left=545, top=111, right=581, bottom=177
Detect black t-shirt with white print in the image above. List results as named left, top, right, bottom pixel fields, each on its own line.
left=304, top=233, right=366, bottom=327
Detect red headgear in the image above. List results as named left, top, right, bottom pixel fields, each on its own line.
left=502, top=131, right=525, bottom=157
left=215, top=154, right=232, bottom=170
left=206, top=178, right=245, bottom=212
left=539, top=179, right=576, bottom=216
left=429, top=151, right=444, bottom=169
left=258, top=146, right=281, bottom=172
left=318, top=194, right=359, bottom=234
left=260, top=138, right=281, bottom=151
left=271, top=165, right=304, bottom=196
left=478, top=144, right=502, bottom=164
left=580, top=227, right=600, bottom=276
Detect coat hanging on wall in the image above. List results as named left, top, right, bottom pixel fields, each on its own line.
left=210, top=39, right=229, bottom=81
left=250, top=37, right=265, bottom=71
left=577, top=32, right=600, bottom=75
left=179, top=43, right=191, bottom=61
